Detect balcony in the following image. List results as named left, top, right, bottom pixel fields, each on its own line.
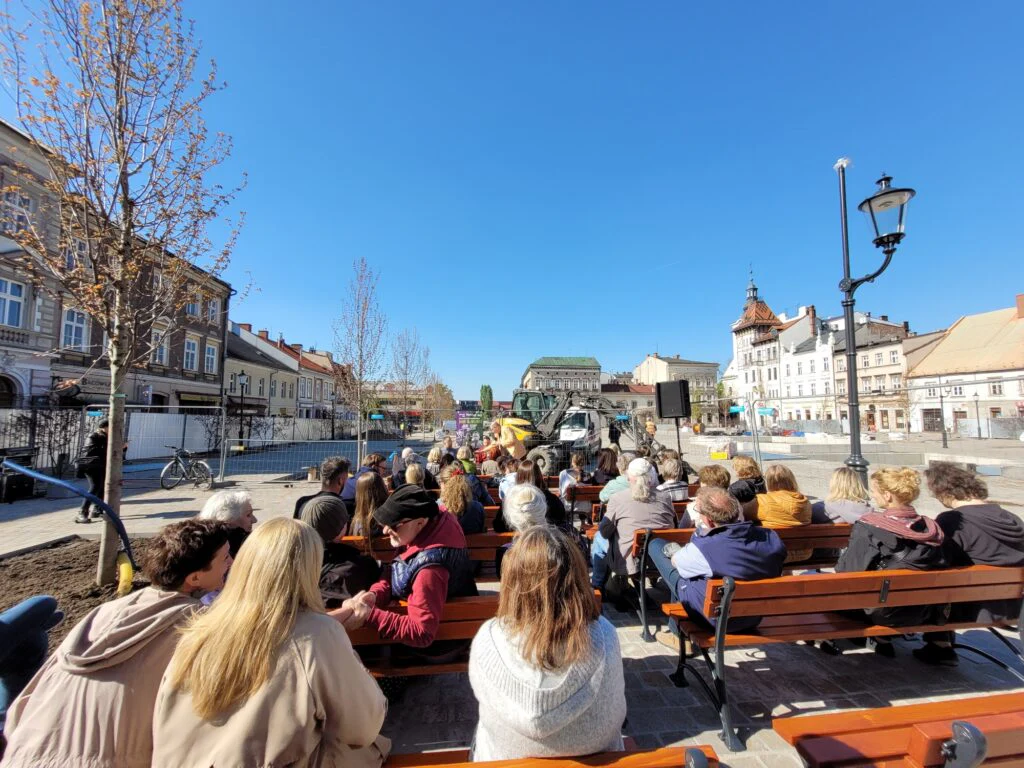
left=0, top=328, right=30, bottom=346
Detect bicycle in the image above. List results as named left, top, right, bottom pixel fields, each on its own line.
left=160, top=445, right=214, bottom=490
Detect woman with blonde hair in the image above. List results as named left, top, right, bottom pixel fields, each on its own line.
left=837, top=467, right=947, bottom=645
left=728, top=456, right=766, bottom=505
left=152, top=518, right=389, bottom=767
left=744, top=464, right=812, bottom=561
left=456, top=445, right=478, bottom=475
left=438, top=464, right=485, bottom=534
left=811, top=467, right=873, bottom=524
left=351, top=471, right=389, bottom=539
left=404, top=462, right=425, bottom=487
left=426, top=446, right=443, bottom=478
left=469, top=526, right=626, bottom=760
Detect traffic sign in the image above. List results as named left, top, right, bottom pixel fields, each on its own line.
left=369, top=414, right=384, bottom=420
left=728, top=405, right=745, bottom=413
left=757, top=407, right=774, bottom=416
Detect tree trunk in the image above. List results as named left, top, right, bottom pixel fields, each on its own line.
left=97, top=322, right=127, bottom=585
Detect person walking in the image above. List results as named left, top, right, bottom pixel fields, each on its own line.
left=74, top=420, right=125, bottom=524
left=607, top=419, right=621, bottom=450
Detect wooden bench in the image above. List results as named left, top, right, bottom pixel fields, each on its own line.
left=342, top=532, right=515, bottom=563
left=350, top=590, right=603, bottom=678
left=774, top=692, right=1024, bottom=767
left=385, top=745, right=718, bottom=767
left=660, top=565, right=1024, bottom=752
left=630, top=524, right=854, bottom=641
left=564, top=484, right=604, bottom=524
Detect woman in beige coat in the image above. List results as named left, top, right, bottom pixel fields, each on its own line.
left=152, top=517, right=389, bottom=768
left=2, top=519, right=233, bottom=767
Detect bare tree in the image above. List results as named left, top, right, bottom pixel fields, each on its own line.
left=1, top=0, right=243, bottom=583
left=390, top=328, right=429, bottom=441
left=334, top=257, right=386, bottom=463
left=422, top=372, right=455, bottom=429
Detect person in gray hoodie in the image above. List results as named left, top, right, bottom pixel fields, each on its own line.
left=2, top=519, right=232, bottom=767
left=469, top=526, right=626, bottom=761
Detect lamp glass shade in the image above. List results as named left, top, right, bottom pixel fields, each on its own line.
left=857, top=175, right=915, bottom=245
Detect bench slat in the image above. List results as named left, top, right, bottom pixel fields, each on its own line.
left=385, top=746, right=718, bottom=768
left=774, top=692, right=1024, bottom=744
left=796, top=726, right=915, bottom=767
left=907, top=712, right=1024, bottom=766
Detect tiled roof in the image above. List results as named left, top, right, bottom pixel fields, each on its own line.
left=909, top=306, right=1023, bottom=376
left=645, top=355, right=718, bottom=366
left=733, top=301, right=782, bottom=333
left=530, top=356, right=601, bottom=369
left=226, top=333, right=293, bottom=373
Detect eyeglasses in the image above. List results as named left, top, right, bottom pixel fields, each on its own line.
left=386, top=518, right=415, bottom=533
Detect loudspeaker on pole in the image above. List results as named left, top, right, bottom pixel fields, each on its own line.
left=655, top=380, right=691, bottom=420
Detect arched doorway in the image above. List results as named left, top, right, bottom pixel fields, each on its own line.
left=0, top=375, right=17, bottom=407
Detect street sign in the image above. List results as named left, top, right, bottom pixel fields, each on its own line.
left=757, top=407, right=774, bottom=416
left=369, top=414, right=384, bottom=421
left=728, top=405, right=745, bottom=413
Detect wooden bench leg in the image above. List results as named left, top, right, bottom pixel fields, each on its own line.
left=942, top=721, right=988, bottom=768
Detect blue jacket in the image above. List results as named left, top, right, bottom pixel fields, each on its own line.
left=680, top=521, right=787, bottom=632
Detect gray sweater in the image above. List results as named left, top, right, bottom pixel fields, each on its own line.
left=468, top=616, right=626, bottom=762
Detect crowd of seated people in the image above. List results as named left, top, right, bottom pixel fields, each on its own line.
left=4, top=435, right=1023, bottom=766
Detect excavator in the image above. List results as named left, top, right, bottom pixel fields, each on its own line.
left=493, top=389, right=664, bottom=473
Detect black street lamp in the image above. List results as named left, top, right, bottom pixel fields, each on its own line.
left=835, top=159, right=915, bottom=489
left=237, top=369, right=249, bottom=445
left=329, top=392, right=337, bottom=440
left=973, top=392, right=982, bottom=439
left=937, top=377, right=952, bottom=449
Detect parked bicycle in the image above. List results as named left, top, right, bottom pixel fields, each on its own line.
left=160, top=445, right=214, bottom=490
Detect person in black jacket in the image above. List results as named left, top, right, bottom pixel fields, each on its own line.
left=913, top=462, right=1024, bottom=666
left=75, top=420, right=126, bottom=524
left=728, top=456, right=767, bottom=505
left=293, top=455, right=350, bottom=519
left=836, top=467, right=947, bottom=657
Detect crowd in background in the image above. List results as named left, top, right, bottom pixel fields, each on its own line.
left=1, top=421, right=1022, bottom=765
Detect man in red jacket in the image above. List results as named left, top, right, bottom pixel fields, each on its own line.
left=346, top=485, right=478, bottom=652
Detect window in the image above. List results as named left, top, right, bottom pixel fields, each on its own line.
left=990, top=408, right=1002, bottom=419
left=785, top=364, right=791, bottom=377
left=990, top=382, right=1004, bottom=396
left=0, top=279, right=25, bottom=328
left=823, top=358, right=830, bottom=372
left=890, top=350, right=899, bottom=364
left=298, top=378, right=306, bottom=399
left=289, top=382, right=294, bottom=399
left=895, top=409, right=905, bottom=428
left=314, top=379, right=322, bottom=401
left=64, top=238, right=87, bottom=271
left=786, top=386, right=791, bottom=398
left=573, top=378, right=580, bottom=389
left=258, top=377, right=265, bottom=396
left=152, top=270, right=163, bottom=291
left=62, top=309, right=88, bottom=351
left=874, top=353, right=883, bottom=366
left=926, top=387, right=937, bottom=398
left=1, top=191, right=33, bottom=233
left=796, top=362, right=803, bottom=375
left=952, top=385, right=964, bottom=397
left=647, top=400, right=653, bottom=407
left=837, top=358, right=846, bottom=372
left=204, top=342, right=218, bottom=374
left=809, top=360, right=815, bottom=374
left=186, top=295, right=200, bottom=317
left=861, top=377, right=871, bottom=393
left=824, top=380, right=831, bottom=395
left=874, top=375, right=885, bottom=391
left=861, top=355, right=870, bottom=368
left=881, top=411, right=890, bottom=429
left=183, top=337, right=198, bottom=370
left=229, top=373, right=237, bottom=393
left=270, top=380, right=277, bottom=398
left=891, top=374, right=901, bottom=390
left=207, top=298, right=220, bottom=324
left=810, top=383, right=816, bottom=396
left=151, top=327, right=169, bottom=365
left=797, top=384, right=803, bottom=396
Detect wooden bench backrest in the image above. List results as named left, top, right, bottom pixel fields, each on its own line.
left=564, top=484, right=604, bottom=504
left=704, top=565, right=1024, bottom=620
left=386, top=745, right=719, bottom=767
left=340, top=531, right=515, bottom=563
left=632, top=523, right=852, bottom=558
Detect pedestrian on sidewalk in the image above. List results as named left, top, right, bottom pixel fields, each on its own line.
left=74, top=420, right=125, bottom=525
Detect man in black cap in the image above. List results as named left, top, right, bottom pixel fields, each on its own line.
left=345, top=485, right=477, bottom=652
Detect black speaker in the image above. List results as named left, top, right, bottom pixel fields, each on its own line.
left=656, top=380, right=691, bottom=419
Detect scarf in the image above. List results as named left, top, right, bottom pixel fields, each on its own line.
left=861, top=505, right=945, bottom=547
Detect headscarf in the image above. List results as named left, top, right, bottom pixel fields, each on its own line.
left=860, top=505, right=944, bottom=547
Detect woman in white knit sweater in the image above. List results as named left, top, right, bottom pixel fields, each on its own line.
left=468, top=526, right=626, bottom=761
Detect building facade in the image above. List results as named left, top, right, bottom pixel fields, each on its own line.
left=521, top=356, right=601, bottom=393
left=831, top=316, right=910, bottom=432
left=907, top=295, right=1024, bottom=435
left=632, top=353, right=720, bottom=424
left=600, top=383, right=656, bottom=413
left=225, top=327, right=297, bottom=418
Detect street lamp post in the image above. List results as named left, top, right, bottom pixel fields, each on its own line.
left=937, top=377, right=952, bottom=449
left=835, top=159, right=915, bottom=489
left=237, top=369, right=249, bottom=445
left=974, top=392, right=982, bottom=439
left=329, top=393, right=336, bottom=440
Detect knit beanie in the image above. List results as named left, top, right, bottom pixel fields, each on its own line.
left=300, top=494, right=349, bottom=543
left=374, top=484, right=438, bottom=529
left=502, top=484, right=547, bottom=533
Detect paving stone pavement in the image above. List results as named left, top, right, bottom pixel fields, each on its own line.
left=381, top=594, right=1024, bottom=765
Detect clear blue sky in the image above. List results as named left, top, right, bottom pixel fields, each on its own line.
left=19, top=2, right=1024, bottom=400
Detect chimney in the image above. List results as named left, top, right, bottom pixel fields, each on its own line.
left=238, top=323, right=252, bottom=332
left=902, top=321, right=910, bottom=334
left=808, top=305, right=817, bottom=337
left=652, top=352, right=659, bottom=358
left=290, top=343, right=302, bottom=353
left=1017, top=293, right=1024, bottom=319
left=879, top=314, right=888, bottom=322
left=257, top=329, right=269, bottom=340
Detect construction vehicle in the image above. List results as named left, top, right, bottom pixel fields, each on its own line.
left=493, top=389, right=663, bottom=473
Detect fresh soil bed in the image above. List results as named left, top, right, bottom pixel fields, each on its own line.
left=0, top=538, right=150, bottom=648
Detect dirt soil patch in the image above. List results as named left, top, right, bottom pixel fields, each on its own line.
left=0, top=538, right=150, bottom=648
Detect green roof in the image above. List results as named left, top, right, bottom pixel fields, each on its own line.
left=530, top=356, right=601, bottom=369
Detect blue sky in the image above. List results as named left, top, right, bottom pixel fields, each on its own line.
left=11, top=2, right=1024, bottom=400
